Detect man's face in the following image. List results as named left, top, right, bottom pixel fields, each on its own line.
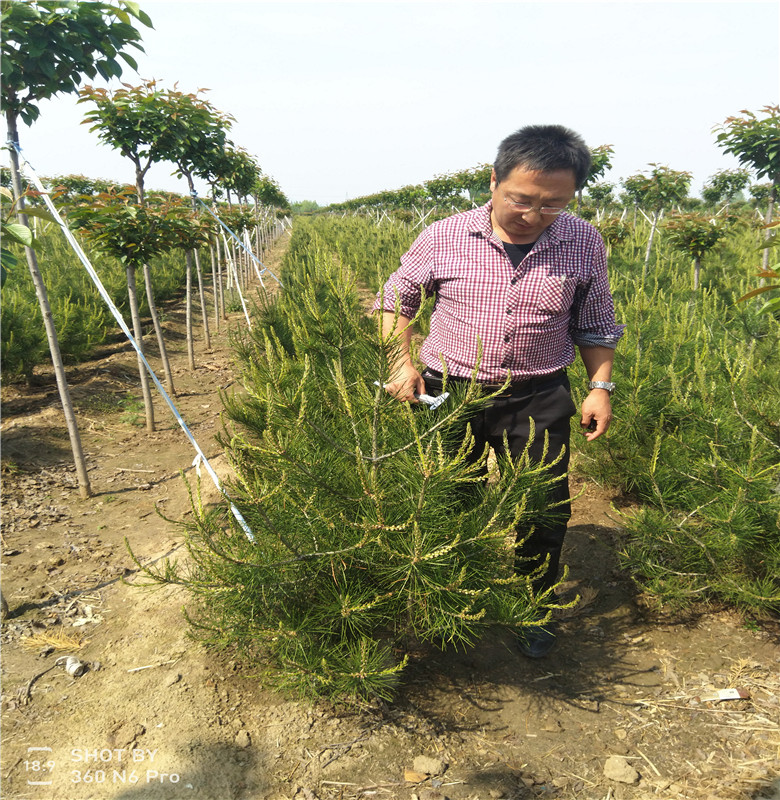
left=490, top=166, right=577, bottom=244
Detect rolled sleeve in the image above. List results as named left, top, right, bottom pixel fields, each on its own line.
left=569, top=237, right=625, bottom=349
left=569, top=238, right=625, bottom=348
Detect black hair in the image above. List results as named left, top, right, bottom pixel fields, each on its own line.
left=494, top=125, right=592, bottom=189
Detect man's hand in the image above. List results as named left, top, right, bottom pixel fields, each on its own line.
left=383, top=361, right=425, bottom=403
left=580, top=389, right=613, bottom=441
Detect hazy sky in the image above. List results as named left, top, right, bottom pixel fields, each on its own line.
left=7, top=0, right=779, bottom=204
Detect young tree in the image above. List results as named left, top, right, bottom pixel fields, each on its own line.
left=69, top=190, right=210, bottom=430
left=454, top=163, right=492, bottom=204
left=199, top=146, right=262, bottom=316
left=587, top=181, right=615, bottom=217
left=701, top=168, right=750, bottom=209
left=595, top=215, right=630, bottom=257
left=622, top=164, right=692, bottom=280
left=251, top=174, right=288, bottom=261
left=715, top=105, right=780, bottom=268
left=80, top=80, right=192, bottom=395
left=1, top=0, right=152, bottom=499
left=663, top=213, right=730, bottom=289
left=193, top=148, right=236, bottom=324
left=157, top=87, right=234, bottom=357
left=750, top=182, right=774, bottom=211
left=424, top=172, right=461, bottom=207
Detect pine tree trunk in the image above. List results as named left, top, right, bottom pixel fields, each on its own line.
left=143, top=263, right=176, bottom=397
left=693, top=257, right=701, bottom=290
left=194, top=249, right=211, bottom=350
left=185, top=250, right=196, bottom=370
left=6, top=110, right=92, bottom=499
left=126, top=263, right=155, bottom=432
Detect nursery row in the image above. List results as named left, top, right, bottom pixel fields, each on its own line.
left=1, top=203, right=284, bottom=382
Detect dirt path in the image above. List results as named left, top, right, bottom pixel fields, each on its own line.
left=2, top=233, right=778, bottom=800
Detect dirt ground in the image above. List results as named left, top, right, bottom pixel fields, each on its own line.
left=2, top=233, right=779, bottom=800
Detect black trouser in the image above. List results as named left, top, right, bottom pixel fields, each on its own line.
left=422, top=369, right=576, bottom=594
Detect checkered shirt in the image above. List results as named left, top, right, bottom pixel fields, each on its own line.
left=374, top=201, right=625, bottom=383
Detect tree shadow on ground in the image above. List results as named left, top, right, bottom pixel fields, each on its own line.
left=1, top=426, right=74, bottom=468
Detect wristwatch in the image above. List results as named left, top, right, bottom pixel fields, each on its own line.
left=588, top=380, right=615, bottom=394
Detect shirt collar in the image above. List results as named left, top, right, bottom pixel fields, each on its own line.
left=470, top=200, right=577, bottom=247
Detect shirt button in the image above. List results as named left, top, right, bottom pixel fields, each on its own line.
left=504, top=334, right=511, bottom=343
left=511, top=277, right=518, bottom=285
left=505, top=307, right=512, bottom=315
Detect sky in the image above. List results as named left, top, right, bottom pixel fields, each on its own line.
left=7, top=0, right=780, bottom=205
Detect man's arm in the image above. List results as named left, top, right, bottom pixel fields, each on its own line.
left=578, top=345, right=615, bottom=442
left=381, top=311, right=425, bottom=402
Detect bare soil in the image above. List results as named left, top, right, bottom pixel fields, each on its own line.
left=2, top=234, right=779, bottom=800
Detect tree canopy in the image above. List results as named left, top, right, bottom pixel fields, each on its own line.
left=1, top=0, right=152, bottom=125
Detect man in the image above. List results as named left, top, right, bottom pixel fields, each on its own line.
left=374, top=124, right=624, bottom=658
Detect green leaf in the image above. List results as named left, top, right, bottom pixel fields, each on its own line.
left=1, top=247, right=19, bottom=273
left=118, top=51, right=138, bottom=70
left=20, top=207, right=58, bottom=224
left=759, top=296, right=780, bottom=314
left=4, top=222, right=33, bottom=247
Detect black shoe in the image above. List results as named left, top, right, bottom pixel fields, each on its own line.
left=517, top=623, right=557, bottom=658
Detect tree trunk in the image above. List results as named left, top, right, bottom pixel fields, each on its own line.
left=126, top=263, right=155, bottom=432
left=209, top=240, right=220, bottom=332
left=194, top=249, right=211, bottom=350
left=134, top=161, right=146, bottom=205
left=214, top=234, right=225, bottom=319
left=693, top=257, right=701, bottom=290
left=143, top=263, right=176, bottom=396
left=185, top=250, right=196, bottom=370
left=218, top=234, right=226, bottom=319
left=182, top=173, right=211, bottom=350
left=6, top=110, right=92, bottom=499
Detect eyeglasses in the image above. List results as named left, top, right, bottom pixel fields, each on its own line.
left=501, top=191, right=567, bottom=216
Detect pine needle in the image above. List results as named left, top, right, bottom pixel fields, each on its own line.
left=19, top=629, right=88, bottom=652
